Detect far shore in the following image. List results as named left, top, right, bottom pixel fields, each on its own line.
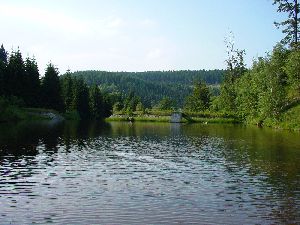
left=106, top=113, right=240, bottom=124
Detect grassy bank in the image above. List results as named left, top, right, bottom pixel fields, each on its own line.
left=263, top=105, right=300, bottom=131
left=0, top=106, right=64, bottom=123
left=106, top=110, right=240, bottom=124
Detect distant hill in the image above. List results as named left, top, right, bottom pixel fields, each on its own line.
left=69, top=70, right=224, bottom=107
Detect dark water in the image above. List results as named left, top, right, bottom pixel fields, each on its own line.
left=0, top=121, right=299, bottom=225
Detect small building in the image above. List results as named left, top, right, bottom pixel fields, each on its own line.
left=170, top=112, right=194, bottom=123
left=170, top=112, right=182, bottom=123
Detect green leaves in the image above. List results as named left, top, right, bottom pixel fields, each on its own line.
left=156, top=97, right=175, bottom=111
left=184, top=81, right=210, bottom=112
left=234, top=45, right=289, bottom=122
left=285, top=49, right=300, bottom=96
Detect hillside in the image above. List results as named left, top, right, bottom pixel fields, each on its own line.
left=69, top=70, right=224, bottom=107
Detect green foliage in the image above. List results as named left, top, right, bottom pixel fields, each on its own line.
left=1, top=46, right=41, bottom=107
left=277, top=104, right=300, bottom=129
left=235, top=70, right=259, bottom=120
left=60, top=71, right=74, bottom=111
left=155, top=97, right=174, bottom=111
left=218, top=34, right=247, bottom=112
left=218, top=82, right=237, bottom=112
left=122, top=91, right=140, bottom=115
left=183, top=110, right=237, bottom=119
left=5, top=49, right=26, bottom=97
left=89, top=85, right=103, bottom=120
left=68, top=70, right=225, bottom=107
left=184, top=81, right=210, bottom=112
left=136, top=102, right=145, bottom=115
left=0, top=44, right=8, bottom=64
left=24, top=57, right=40, bottom=107
left=0, top=44, right=8, bottom=96
left=0, top=96, right=26, bottom=122
left=72, top=78, right=90, bottom=119
left=101, top=94, right=113, bottom=118
left=0, top=45, right=113, bottom=122
left=112, top=102, right=123, bottom=114
left=64, top=110, right=81, bottom=120
left=60, top=75, right=112, bottom=120
left=285, top=49, right=300, bottom=96
left=220, top=43, right=296, bottom=127
left=42, top=63, right=63, bottom=111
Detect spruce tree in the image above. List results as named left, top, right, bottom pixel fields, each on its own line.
left=0, top=44, right=8, bottom=64
left=24, top=57, right=40, bottom=107
left=0, top=44, right=8, bottom=96
left=89, top=85, right=103, bottom=119
left=6, top=48, right=26, bottom=98
left=61, top=70, right=74, bottom=111
left=101, top=94, right=113, bottom=118
left=72, top=78, right=90, bottom=119
left=42, top=63, right=63, bottom=111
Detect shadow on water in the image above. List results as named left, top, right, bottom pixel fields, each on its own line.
left=0, top=121, right=299, bottom=224
left=0, top=120, right=112, bottom=159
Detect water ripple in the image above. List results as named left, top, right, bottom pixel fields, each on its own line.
left=0, top=123, right=299, bottom=224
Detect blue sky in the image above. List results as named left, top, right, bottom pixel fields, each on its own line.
left=0, top=0, right=284, bottom=73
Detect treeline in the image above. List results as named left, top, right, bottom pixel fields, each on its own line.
left=0, top=45, right=112, bottom=120
left=182, top=0, right=300, bottom=128
left=216, top=44, right=300, bottom=126
left=181, top=43, right=300, bottom=128
left=69, top=70, right=224, bottom=107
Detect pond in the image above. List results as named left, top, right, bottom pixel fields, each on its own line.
left=0, top=121, right=299, bottom=224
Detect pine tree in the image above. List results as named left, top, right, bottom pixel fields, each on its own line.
left=24, top=57, right=40, bottom=107
left=6, top=48, right=26, bottom=98
left=61, top=70, right=74, bottom=111
left=42, top=63, right=63, bottom=111
left=89, top=85, right=103, bottom=119
left=274, top=0, right=300, bottom=47
left=0, top=44, right=8, bottom=96
left=72, top=78, right=90, bottom=119
left=101, top=94, right=113, bottom=118
left=0, top=44, right=8, bottom=64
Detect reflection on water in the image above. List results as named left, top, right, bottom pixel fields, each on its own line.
left=0, top=121, right=299, bottom=224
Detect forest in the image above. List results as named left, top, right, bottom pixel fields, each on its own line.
left=0, top=0, right=299, bottom=129
left=0, top=46, right=112, bottom=121
left=69, top=70, right=224, bottom=107
left=182, top=0, right=300, bottom=129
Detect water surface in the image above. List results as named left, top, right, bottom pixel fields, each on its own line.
left=0, top=121, right=299, bottom=224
